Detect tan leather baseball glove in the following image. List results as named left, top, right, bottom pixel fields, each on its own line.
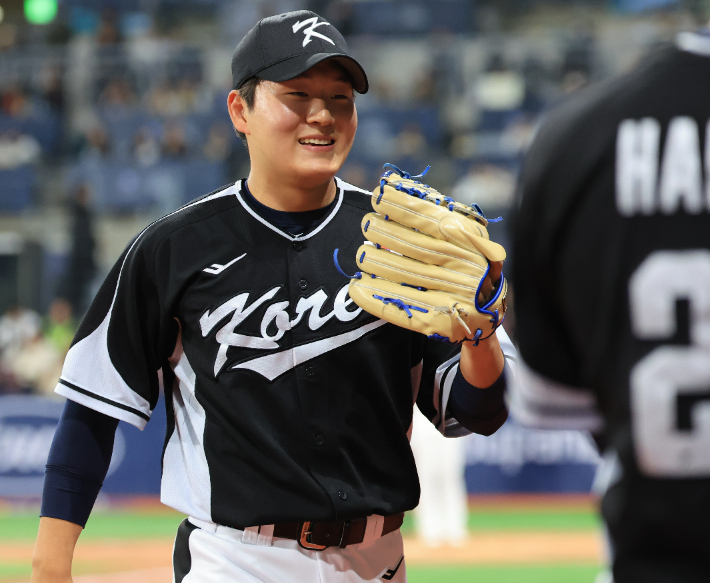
left=337, top=164, right=508, bottom=344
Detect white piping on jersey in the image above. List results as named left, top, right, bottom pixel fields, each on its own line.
left=432, top=354, right=460, bottom=436
left=162, top=345, right=213, bottom=522
left=335, top=176, right=373, bottom=197
left=55, top=183, right=238, bottom=429
left=232, top=319, right=387, bottom=381
left=234, top=179, right=345, bottom=241
left=676, top=31, right=710, bottom=57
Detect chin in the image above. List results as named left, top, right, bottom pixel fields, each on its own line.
left=295, top=160, right=343, bottom=184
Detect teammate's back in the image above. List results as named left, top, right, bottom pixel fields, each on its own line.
left=512, top=32, right=710, bottom=582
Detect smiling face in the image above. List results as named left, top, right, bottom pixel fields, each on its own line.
left=228, top=59, right=358, bottom=192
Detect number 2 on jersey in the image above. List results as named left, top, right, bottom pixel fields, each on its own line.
left=629, top=250, right=710, bottom=477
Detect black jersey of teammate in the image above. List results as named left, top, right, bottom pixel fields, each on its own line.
left=512, top=34, right=710, bottom=581
left=55, top=178, right=496, bottom=529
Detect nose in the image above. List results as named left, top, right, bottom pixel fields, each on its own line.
left=306, top=99, right=335, bottom=126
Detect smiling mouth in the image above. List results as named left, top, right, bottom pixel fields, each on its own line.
left=299, top=138, right=335, bottom=146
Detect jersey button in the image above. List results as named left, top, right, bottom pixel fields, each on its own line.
left=338, top=491, right=348, bottom=501
left=305, top=366, right=316, bottom=377
left=299, top=279, right=308, bottom=290
left=293, top=241, right=304, bottom=252
left=315, top=434, right=325, bottom=446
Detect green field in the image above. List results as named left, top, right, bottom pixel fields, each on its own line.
left=408, top=565, right=604, bottom=583
left=0, top=509, right=186, bottom=541
left=0, top=504, right=602, bottom=541
left=0, top=503, right=605, bottom=583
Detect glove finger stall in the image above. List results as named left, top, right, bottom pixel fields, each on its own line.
left=361, top=214, right=488, bottom=274
left=356, top=245, right=482, bottom=298
left=370, top=183, right=506, bottom=262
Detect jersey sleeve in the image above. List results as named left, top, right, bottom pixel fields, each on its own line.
left=510, top=108, right=603, bottom=431
left=414, top=326, right=517, bottom=437
left=55, top=231, right=178, bottom=429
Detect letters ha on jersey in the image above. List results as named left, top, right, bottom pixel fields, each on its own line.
left=616, top=116, right=710, bottom=216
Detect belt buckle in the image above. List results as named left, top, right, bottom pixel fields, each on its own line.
left=299, top=521, right=328, bottom=551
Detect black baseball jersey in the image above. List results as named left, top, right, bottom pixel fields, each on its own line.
left=512, top=32, right=710, bottom=581
left=56, top=177, right=515, bottom=529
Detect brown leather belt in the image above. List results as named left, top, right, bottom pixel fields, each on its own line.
left=266, top=513, right=405, bottom=550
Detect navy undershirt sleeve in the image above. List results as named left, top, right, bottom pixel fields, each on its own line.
left=40, top=400, right=119, bottom=527
left=447, top=361, right=509, bottom=436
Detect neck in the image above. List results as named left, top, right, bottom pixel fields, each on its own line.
left=246, top=171, right=337, bottom=212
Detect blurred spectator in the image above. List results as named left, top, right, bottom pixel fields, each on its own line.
left=0, top=306, right=41, bottom=356
left=45, top=298, right=76, bottom=355
left=452, top=162, right=515, bottom=251
left=79, top=125, right=111, bottom=159
left=560, top=26, right=596, bottom=94
left=96, top=12, right=121, bottom=45
left=98, top=78, right=138, bottom=111
left=0, top=23, right=17, bottom=51
left=162, top=121, right=189, bottom=159
left=412, top=69, right=437, bottom=105
left=133, top=126, right=161, bottom=167
left=4, top=329, right=63, bottom=396
left=410, top=407, right=468, bottom=547
left=0, top=305, right=45, bottom=395
left=40, top=67, right=65, bottom=115
left=475, top=55, right=525, bottom=112
left=57, top=185, right=96, bottom=317
left=562, top=28, right=595, bottom=80
left=1, top=85, right=29, bottom=117
left=451, top=163, right=516, bottom=212
left=430, top=33, right=464, bottom=101
left=203, top=122, right=233, bottom=163
left=520, top=57, right=550, bottom=114
left=395, top=122, right=427, bottom=159
left=146, top=78, right=211, bottom=117
left=0, top=130, right=41, bottom=169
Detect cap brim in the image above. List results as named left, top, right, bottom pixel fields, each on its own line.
left=255, top=53, right=369, bottom=94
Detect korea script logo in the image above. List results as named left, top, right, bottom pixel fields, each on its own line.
left=200, top=283, right=361, bottom=377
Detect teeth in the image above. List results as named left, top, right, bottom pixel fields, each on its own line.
left=300, top=138, right=332, bottom=145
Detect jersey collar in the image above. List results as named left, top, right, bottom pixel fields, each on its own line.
left=234, top=179, right=344, bottom=242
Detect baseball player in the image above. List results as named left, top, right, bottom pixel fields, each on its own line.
left=32, top=11, right=516, bottom=583
left=510, top=26, right=710, bottom=583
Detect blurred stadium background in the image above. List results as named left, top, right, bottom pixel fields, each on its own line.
left=0, top=0, right=705, bottom=581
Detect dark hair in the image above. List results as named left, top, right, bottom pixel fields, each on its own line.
left=234, top=77, right=262, bottom=148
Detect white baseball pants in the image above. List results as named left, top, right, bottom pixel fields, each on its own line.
left=173, top=518, right=407, bottom=582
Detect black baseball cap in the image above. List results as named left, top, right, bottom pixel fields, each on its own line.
left=231, top=10, right=369, bottom=94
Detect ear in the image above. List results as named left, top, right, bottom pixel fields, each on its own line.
left=227, top=90, right=250, bottom=136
